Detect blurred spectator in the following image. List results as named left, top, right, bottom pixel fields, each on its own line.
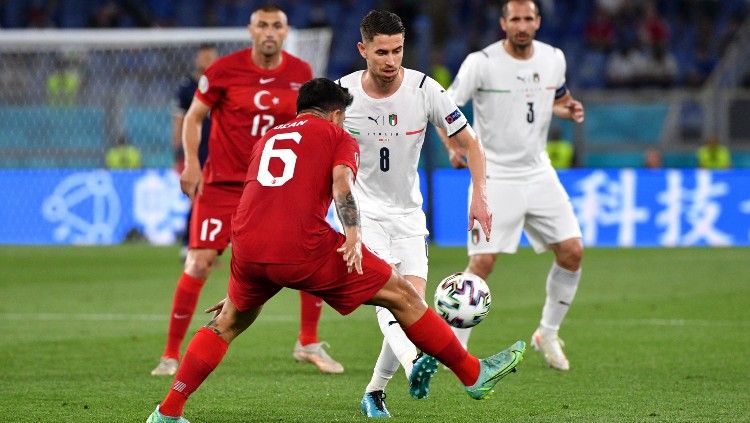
left=641, top=43, right=678, bottom=88
left=697, top=136, right=731, bottom=169
left=606, top=41, right=648, bottom=88
left=686, top=42, right=719, bottom=87
left=719, top=16, right=744, bottom=56
left=643, top=147, right=663, bottom=168
left=639, top=2, right=670, bottom=47
left=431, top=50, right=452, bottom=89
left=106, top=135, right=142, bottom=169
left=27, top=3, right=55, bottom=28
left=47, top=53, right=81, bottom=106
left=546, top=126, right=575, bottom=169
left=585, top=7, right=616, bottom=51
left=597, top=0, right=626, bottom=16
left=88, top=0, right=153, bottom=28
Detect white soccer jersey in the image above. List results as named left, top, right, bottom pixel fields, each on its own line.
left=338, top=68, right=468, bottom=218
left=449, top=40, right=567, bottom=176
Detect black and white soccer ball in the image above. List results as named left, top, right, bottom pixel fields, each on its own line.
left=434, top=272, right=492, bottom=329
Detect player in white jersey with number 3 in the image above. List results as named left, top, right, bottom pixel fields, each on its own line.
left=438, top=0, right=585, bottom=372
left=338, top=10, right=496, bottom=418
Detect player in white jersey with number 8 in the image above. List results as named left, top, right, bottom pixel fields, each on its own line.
left=438, top=0, right=585, bottom=372
left=337, top=10, right=499, bottom=418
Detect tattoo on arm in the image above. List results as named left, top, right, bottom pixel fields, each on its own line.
left=335, top=191, right=360, bottom=228
left=205, top=318, right=222, bottom=335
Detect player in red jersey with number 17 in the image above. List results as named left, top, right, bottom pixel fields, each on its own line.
left=146, top=78, right=526, bottom=423
left=151, top=4, right=343, bottom=378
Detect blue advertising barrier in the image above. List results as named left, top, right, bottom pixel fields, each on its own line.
left=1, top=168, right=749, bottom=247
left=0, top=169, right=189, bottom=245
left=433, top=168, right=750, bottom=247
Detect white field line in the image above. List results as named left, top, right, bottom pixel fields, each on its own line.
left=0, top=313, right=747, bottom=327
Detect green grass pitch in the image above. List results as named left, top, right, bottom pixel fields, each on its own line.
left=1, top=245, right=748, bottom=422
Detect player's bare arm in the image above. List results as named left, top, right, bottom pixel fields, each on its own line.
left=181, top=97, right=211, bottom=200
left=172, top=110, right=185, bottom=160
left=553, top=92, right=585, bottom=123
left=436, top=127, right=467, bottom=169
left=333, top=164, right=363, bottom=275
left=451, top=126, right=492, bottom=240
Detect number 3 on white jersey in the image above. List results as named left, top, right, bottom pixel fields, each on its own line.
left=257, top=132, right=302, bottom=187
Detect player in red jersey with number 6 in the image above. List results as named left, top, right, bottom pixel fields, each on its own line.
left=151, top=4, right=343, bottom=378
left=146, top=78, right=526, bottom=423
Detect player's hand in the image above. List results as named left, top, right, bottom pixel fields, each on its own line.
left=181, top=162, right=204, bottom=201
left=566, top=99, right=584, bottom=123
left=205, top=297, right=227, bottom=318
left=448, top=147, right=467, bottom=169
left=469, top=193, right=492, bottom=241
left=337, top=238, right=363, bottom=275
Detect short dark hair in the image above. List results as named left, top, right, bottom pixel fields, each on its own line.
left=198, top=42, right=216, bottom=51
left=360, top=10, right=405, bottom=42
left=502, top=0, right=540, bottom=17
left=297, top=78, right=353, bottom=114
left=254, top=3, right=283, bottom=14
left=249, top=3, right=284, bottom=23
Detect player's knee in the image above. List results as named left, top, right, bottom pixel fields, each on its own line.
left=558, top=239, right=583, bottom=271
left=184, top=250, right=216, bottom=279
left=468, top=254, right=496, bottom=279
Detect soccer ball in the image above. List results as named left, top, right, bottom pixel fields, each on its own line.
left=433, top=272, right=492, bottom=328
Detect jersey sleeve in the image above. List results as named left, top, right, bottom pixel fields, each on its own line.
left=194, top=62, right=224, bottom=107
left=424, top=75, right=468, bottom=137
left=553, top=48, right=568, bottom=98
left=448, top=52, right=482, bottom=107
left=332, top=128, right=360, bottom=177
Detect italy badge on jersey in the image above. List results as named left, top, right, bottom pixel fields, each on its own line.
left=388, top=114, right=398, bottom=126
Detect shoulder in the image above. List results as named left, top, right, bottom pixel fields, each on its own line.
left=533, top=40, right=566, bottom=61
left=214, top=49, right=247, bottom=68
left=204, top=49, right=246, bottom=78
left=336, top=71, right=363, bottom=89
left=406, top=70, right=445, bottom=95
left=282, top=51, right=313, bottom=76
left=463, top=40, right=504, bottom=65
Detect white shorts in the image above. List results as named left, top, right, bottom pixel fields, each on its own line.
left=361, top=209, right=429, bottom=280
left=468, top=167, right=582, bottom=255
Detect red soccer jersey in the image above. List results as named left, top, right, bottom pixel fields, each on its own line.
left=232, top=115, right=360, bottom=264
left=195, top=48, right=313, bottom=183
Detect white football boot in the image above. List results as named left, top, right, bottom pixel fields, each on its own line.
left=151, top=357, right=179, bottom=376
left=530, top=328, right=569, bottom=371
left=292, top=341, right=344, bottom=374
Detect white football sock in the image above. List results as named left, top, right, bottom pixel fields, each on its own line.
left=376, top=306, right=418, bottom=377
left=540, top=261, right=581, bottom=332
left=451, top=326, right=472, bottom=350
left=365, top=339, right=398, bottom=393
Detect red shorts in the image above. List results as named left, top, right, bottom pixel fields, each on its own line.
left=189, top=182, right=243, bottom=253
left=228, top=234, right=393, bottom=315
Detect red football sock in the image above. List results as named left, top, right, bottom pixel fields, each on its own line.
left=163, top=273, right=206, bottom=359
left=298, top=291, right=322, bottom=345
left=160, top=327, right=228, bottom=417
left=403, top=309, right=480, bottom=386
